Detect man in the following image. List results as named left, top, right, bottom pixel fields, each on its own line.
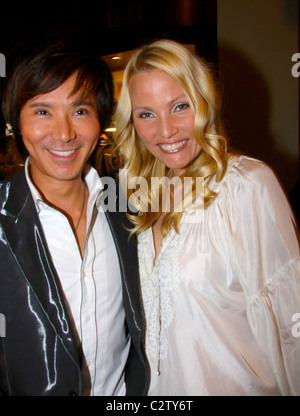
left=0, top=36, right=149, bottom=396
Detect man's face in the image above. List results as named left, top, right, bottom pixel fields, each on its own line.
left=19, top=72, right=101, bottom=189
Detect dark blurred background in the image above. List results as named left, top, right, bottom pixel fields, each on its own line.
left=0, top=0, right=298, bottom=219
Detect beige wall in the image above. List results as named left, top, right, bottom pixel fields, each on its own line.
left=217, top=0, right=298, bottom=193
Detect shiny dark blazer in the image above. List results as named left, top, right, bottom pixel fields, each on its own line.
left=0, top=168, right=149, bottom=396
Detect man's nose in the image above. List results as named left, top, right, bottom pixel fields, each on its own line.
left=52, top=115, right=76, bottom=142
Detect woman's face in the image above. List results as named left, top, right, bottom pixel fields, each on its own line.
left=129, top=69, right=201, bottom=176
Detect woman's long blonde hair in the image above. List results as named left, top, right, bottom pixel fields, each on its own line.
left=114, top=39, right=228, bottom=236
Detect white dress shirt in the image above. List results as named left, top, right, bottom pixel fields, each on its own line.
left=138, top=155, right=300, bottom=396
left=25, top=158, right=130, bottom=396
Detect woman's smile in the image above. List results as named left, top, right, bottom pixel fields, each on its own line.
left=158, top=138, right=189, bottom=153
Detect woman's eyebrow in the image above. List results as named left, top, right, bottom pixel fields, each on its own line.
left=133, top=105, right=153, bottom=112
left=133, top=94, right=188, bottom=111
left=169, top=94, right=188, bottom=105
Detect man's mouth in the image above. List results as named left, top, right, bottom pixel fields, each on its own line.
left=48, top=149, right=77, bottom=157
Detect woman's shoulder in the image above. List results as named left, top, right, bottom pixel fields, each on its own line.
left=214, top=154, right=290, bottom=214
left=222, top=154, right=281, bottom=191
left=228, top=154, right=275, bottom=177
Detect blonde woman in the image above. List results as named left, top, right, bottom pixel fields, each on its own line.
left=115, top=39, right=300, bottom=395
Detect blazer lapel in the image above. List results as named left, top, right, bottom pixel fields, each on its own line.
left=0, top=170, right=79, bottom=362
left=101, top=186, right=144, bottom=333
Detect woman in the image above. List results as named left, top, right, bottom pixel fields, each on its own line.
left=114, top=39, right=300, bottom=395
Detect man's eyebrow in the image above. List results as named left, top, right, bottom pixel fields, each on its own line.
left=28, top=102, right=53, bottom=108
left=27, top=99, right=95, bottom=108
left=71, top=99, right=95, bottom=107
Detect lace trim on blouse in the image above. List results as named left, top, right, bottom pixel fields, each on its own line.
left=138, top=225, right=186, bottom=372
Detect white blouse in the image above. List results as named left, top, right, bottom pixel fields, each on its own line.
left=138, top=156, right=300, bottom=396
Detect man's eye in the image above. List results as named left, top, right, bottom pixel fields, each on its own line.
left=36, top=110, right=48, bottom=115
left=74, top=108, right=88, bottom=115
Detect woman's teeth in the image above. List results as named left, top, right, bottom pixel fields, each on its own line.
left=159, top=139, right=188, bottom=151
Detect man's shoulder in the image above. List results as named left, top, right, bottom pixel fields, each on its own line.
left=0, top=168, right=31, bottom=217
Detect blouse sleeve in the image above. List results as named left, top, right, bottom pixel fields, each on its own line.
left=223, top=157, right=300, bottom=395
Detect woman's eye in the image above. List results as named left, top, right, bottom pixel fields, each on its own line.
left=139, top=112, right=153, bottom=119
left=175, top=103, right=189, bottom=112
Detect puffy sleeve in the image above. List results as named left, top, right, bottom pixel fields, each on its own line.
left=223, top=157, right=300, bottom=395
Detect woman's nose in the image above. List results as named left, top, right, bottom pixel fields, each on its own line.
left=159, top=115, right=178, bottom=139
left=52, top=115, right=76, bottom=142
